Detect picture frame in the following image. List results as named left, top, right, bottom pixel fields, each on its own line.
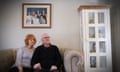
left=90, top=56, right=96, bottom=68
left=22, top=3, right=52, bottom=28
left=98, top=12, right=104, bottom=24
left=88, top=12, right=95, bottom=24
left=89, top=41, right=96, bottom=53
left=89, top=27, right=95, bottom=38
left=98, top=26, right=105, bottom=38
left=99, top=41, right=106, bottom=53
left=100, top=56, right=106, bottom=68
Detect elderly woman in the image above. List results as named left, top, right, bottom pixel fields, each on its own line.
left=10, top=34, right=36, bottom=72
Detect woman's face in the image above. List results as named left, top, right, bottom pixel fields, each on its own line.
left=28, top=39, right=36, bottom=46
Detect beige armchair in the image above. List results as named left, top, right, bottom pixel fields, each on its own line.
left=59, top=48, right=84, bottom=72
left=0, top=48, right=83, bottom=72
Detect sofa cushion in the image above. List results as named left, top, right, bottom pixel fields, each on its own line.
left=0, top=49, right=16, bottom=72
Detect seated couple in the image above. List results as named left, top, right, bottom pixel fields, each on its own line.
left=10, top=33, right=63, bottom=72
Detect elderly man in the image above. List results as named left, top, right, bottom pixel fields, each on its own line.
left=31, top=33, right=62, bottom=72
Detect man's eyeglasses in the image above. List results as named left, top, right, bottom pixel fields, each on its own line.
left=43, top=37, right=50, bottom=39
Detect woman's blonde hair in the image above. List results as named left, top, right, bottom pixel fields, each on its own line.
left=25, top=34, right=36, bottom=46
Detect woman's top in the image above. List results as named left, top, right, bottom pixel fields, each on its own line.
left=13, top=46, right=34, bottom=68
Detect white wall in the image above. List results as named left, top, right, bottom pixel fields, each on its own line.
left=0, top=0, right=107, bottom=50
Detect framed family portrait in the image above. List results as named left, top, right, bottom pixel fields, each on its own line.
left=22, top=3, right=52, bottom=28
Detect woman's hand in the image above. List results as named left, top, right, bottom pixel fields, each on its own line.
left=18, top=65, right=23, bottom=72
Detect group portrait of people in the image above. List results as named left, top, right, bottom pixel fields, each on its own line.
left=26, top=8, right=47, bottom=24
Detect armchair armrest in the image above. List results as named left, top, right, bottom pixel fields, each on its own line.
left=64, top=50, right=83, bottom=72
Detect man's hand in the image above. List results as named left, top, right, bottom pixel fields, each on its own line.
left=33, top=63, right=41, bottom=70
left=50, top=65, right=57, bottom=71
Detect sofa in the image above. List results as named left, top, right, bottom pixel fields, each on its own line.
left=0, top=48, right=83, bottom=72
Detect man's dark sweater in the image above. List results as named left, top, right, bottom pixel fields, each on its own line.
left=31, top=44, right=62, bottom=70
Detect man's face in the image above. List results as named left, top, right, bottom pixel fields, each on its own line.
left=42, top=36, right=50, bottom=44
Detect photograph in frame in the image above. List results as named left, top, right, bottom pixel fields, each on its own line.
left=99, top=41, right=106, bottom=53
left=89, top=27, right=95, bottom=38
left=22, top=3, right=51, bottom=28
left=100, top=56, right=107, bottom=68
left=88, top=12, right=95, bottom=24
left=98, top=12, right=104, bottom=24
left=98, top=26, right=105, bottom=38
left=89, top=41, right=96, bottom=53
left=90, top=56, right=96, bottom=68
